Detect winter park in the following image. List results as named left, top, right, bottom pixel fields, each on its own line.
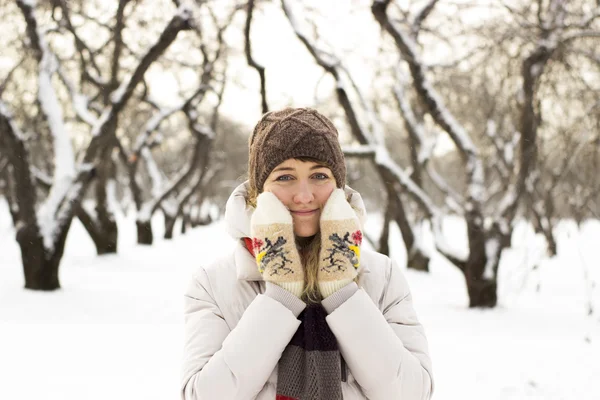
left=1, top=0, right=599, bottom=399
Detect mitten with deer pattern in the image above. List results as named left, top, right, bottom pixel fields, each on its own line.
left=318, top=189, right=363, bottom=298
left=250, top=192, right=305, bottom=298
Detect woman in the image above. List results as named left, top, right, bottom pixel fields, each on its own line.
left=181, top=108, right=433, bottom=400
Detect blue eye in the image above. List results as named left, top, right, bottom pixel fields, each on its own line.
left=276, top=175, right=293, bottom=181
left=313, top=173, right=329, bottom=180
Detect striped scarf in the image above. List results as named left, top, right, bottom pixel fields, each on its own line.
left=243, top=238, right=344, bottom=400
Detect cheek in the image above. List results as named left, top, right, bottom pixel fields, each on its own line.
left=316, top=184, right=336, bottom=205
left=264, top=187, right=291, bottom=206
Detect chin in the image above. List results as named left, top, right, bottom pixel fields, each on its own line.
left=294, top=225, right=318, bottom=238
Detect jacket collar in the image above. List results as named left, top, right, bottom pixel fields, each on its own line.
left=224, top=180, right=370, bottom=281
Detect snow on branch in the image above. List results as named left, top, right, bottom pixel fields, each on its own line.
left=44, top=6, right=193, bottom=251
left=141, top=147, right=166, bottom=198
left=341, top=144, right=377, bottom=157
left=484, top=120, right=513, bottom=180
left=56, top=0, right=104, bottom=87
left=373, top=0, right=486, bottom=217
left=284, top=0, right=447, bottom=220
left=97, top=9, right=192, bottom=126
left=85, top=7, right=192, bottom=156
left=245, top=0, right=268, bottom=113
left=16, top=0, right=84, bottom=250
left=375, top=149, right=440, bottom=218
left=411, top=0, right=438, bottom=39
left=57, top=67, right=98, bottom=127
left=497, top=33, right=558, bottom=221
left=372, top=1, right=479, bottom=156
left=393, top=81, right=431, bottom=163
left=393, top=75, right=463, bottom=213
left=17, top=0, right=75, bottom=183
left=0, top=102, right=28, bottom=143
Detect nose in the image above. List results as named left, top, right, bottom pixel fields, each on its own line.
left=293, top=181, right=314, bottom=204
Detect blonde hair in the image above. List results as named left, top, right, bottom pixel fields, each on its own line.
left=297, top=233, right=323, bottom=304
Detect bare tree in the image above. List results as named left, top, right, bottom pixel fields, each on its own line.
left=0, top=1, right=192, bottom=290
left=371, top=0, right=600, bottom=306
left=125, top=4, right=234, bottom=244
left=281, top=0, right=433, bottom=272
left=245, top=0, right=269, bottom=113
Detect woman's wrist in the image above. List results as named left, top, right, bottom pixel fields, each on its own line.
left=321, top=281, right=359, bottom=314
left=264, top=282, right=306, bottom=318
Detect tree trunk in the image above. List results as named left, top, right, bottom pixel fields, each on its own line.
left=378, top=200, right=393, bottom=256
left=181, top=205, right=192, bottom=234
left=540, top=228, right=558, bottom=257
left=18, top=218, right=72, bottom=291
left=2, top=166, right=19, bottom=226
left=380, top=171, right=430, bottom=272
left=137, top=220, right=153, bottom=245
left=408, top=248, right=430, bottom=272
left=181, top=212, right=189, bottom=234
left=17, top=225, right=58, bottom=290
left=92, top=145, right=118, bottom=254
left=394, top=195, right=429, bottom=272
left=163, top=212, right=176, bottom=239
left=465, top=271, right=497, bottom=308
left=464, top=225, right=511, bottom=308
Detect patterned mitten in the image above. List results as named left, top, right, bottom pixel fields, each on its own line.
left=250, top=192, right=305, bottom=297
left=318, top=188, right=363, bottom=298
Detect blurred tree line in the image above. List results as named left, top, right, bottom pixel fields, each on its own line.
left=0, top=0, right=598, bottom=308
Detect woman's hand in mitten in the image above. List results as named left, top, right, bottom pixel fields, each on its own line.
left=318, top=188, right=363, bottom=298
left=250, top=192, right=305, bottom=298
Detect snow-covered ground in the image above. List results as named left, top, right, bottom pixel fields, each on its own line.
left=1, top=199, right=599, bottom=400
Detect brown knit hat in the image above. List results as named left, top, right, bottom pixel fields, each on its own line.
left=248, top=107, right=346, bottom=193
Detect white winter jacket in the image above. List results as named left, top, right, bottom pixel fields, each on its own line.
left=181, top=182, right=433, bottom=400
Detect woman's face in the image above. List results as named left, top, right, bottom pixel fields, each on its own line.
left=262, top=158, right=337, bottom=237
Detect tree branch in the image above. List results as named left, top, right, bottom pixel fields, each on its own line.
left=245, top=0, right=268, bottom=113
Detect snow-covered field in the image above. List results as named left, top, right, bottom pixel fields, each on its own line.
left=1, top=199, right=599, bottom=400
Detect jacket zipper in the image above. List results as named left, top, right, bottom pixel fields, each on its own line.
left=341, top=356, right=347, bottom=382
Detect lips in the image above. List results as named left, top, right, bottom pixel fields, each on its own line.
left=291, top=209, right=318, bottom=216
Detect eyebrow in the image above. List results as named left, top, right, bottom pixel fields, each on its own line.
left=272, top=164, right=329, bottom=173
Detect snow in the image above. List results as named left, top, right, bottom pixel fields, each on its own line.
left=134, top=108, right=177, bottom=153
left=375, top=147, right=440, bottom=217
left=486, top=119, right=496, bottom=137
left=483, top=238, right=500, bottom=280
left=90, top=108, right=112, bottom=137
left=109, top=76, right=129, bottom=105
left=530, top=63, right=543, bottom=78
left=467, top=157, right=486, bottom=204
left=504, top=135, right=517, bottom=165
left=176, top=4, right=193, bottom=20
left=38, top=51, right=75, bottom=182
left=1, top=199, right=599, bottom=400
left=106, top=178, right=119, bottom=215
left=341, top=144, right=376, bottom=156
left=141, top=147, right=165, bottom=198
left=0, top=102, right=28, bottom=142
left=393, top=83, right=434, bottom=164
left=37, top=175, right=74, bottom=250
left=35, top=22, right=79, bottom=250
left=431, top=215, right=468, bottom=262
left=72, top=93, right=97, bottom=126
left=137, top=202, right=154, bottom=223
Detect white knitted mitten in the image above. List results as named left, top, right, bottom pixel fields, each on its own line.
left=318, top=188, right=363, bottom=298
left=250, top=192, right=305, bottom=297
